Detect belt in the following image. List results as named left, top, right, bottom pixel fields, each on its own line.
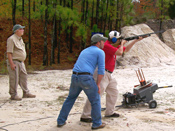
left=105, top=69, right=112, bottom=73
left=73, top=72, right=92, bottom=75
left=13, top=59, right=22, bottom=63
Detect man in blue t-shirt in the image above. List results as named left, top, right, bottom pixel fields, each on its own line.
left=57, top=34, right=107, bottom=130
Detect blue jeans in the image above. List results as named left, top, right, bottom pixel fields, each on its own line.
left=57, top=74, right=102, bottom=128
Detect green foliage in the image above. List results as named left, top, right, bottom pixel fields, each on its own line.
left=168, top=0, right=175, bottom=19
left=92, top=24, right=99, bottom=32
left=56, top=5, right=80, bottom=27
left=33, top=4, right=47, bottom=19
left=26, top=64, right=46, bottom=73
left=76, top=24, right=87, bottom=42
left=1, top=0, right=174, bottom=67
left=104, top=30, right=110, bottom=37
left=157, top=0, right=172, bottom=18
left=0, top=0, right=173, bottom=26
left=67, top=56, right=74, bottom=62
left=0, top=61, right=8, bottom=75
left=120, top=0, right=135, bottom=26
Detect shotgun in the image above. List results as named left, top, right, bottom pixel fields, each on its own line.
left=112, top=30, right=165, bottom=47
left=122, top=30, right=165, bottom=41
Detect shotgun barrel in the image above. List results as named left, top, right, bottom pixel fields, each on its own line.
left=122, top=30, right=165, bottom=41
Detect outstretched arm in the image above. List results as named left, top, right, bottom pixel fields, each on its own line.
left=125, top=36, right=143, bottom=52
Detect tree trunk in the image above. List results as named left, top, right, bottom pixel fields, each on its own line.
left=80, top=0, right=89, bottom=50
left=159, top=0, right=163, bottom=39
left=119, top=2, right=123, bottom=32
left=69, top=0, right=73, bottom=53
left=80, top=0, right=88, bottom=50
left=33, top=0, right=35, bottom=12
left=63, top=0, right=66, bottom=7
left=91, top=0, right=94, bottom=29
left=96, top=0, right=99, bottom=27
left=28, top=0, right=31, bottom=65
left=51, top=1, right=57, bottom=65
left=57, top=1, right=62, bottom=64
left=43, top=0, right=48, bottom=66
left=66, top=1, right=69, bottom=49
left=81, top=0, right=85, bottom=22
left=12, top=0, right=16, bottom=25
left=40, top=1, right=43, bottom=21
left=85, top=0, right=88, bottom=25
left=60, top=0, right=62, bottom=5
left=51, top=15, right=56, bottom=65
left=22, top=0, right=24, bottom=17
left=57, top=18, right=61, bottom=64
left=116, top=0, right=119, bottom=31
left=103, top=0, right=108, bottom=33
left=108, top=15, right=111, bottom=31
left=100, top=1, right=103, bottom=33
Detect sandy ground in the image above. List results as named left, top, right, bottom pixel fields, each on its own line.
left=0, top=65, right=175, bottom=131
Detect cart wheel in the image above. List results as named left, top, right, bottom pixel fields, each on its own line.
left=149, top=100, right=157, bottom=108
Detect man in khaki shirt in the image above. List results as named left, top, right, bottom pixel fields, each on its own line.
left=7, top=24, right=36, bottom=101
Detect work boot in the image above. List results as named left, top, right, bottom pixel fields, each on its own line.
left=80, top=118, right=92, bottom=123
left=105, top=113, right=120, bottom=117
left=91, top=122, right=106, bottom=130
left=57, top=122, right=66, bottom=127
left=10, top=95, right=22, bottom=101
left=23, top=93, right=36, bottom=98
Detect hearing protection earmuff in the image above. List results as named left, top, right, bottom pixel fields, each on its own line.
left=111, top=31, right=117, bottom=43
